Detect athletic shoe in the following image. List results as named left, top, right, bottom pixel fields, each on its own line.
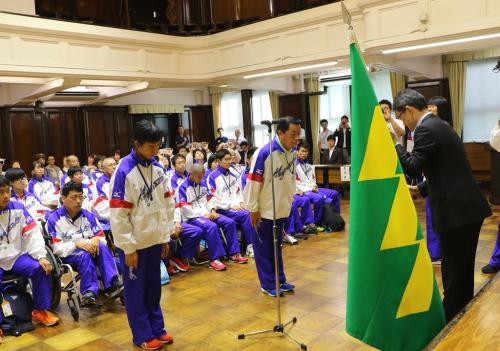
left=157, top=333, right=174, bottom=344
left=316, top=225, right=325, bottom=232
left=482, top=264, right=500, bottom=274
left=32, top=310, right=59, bottom=326
left=140, top=339, right=162, bottom=350
left=293, top=232, right=308, bottom=240
left=283, top=233, right=298, bottom=245
left=280, top=282, right=295, bottom=292
left=303, top=224, right=317, bottom=235
left=0, top=327, right=3, bottom=343
left=209, top=260, right=227, bottom=271
left=260, top=287, right=284, bottom=297
left=170, top=257, right=189, bottom=272
left=167, top=263, right=178, bottom=275
left=245, top=244, right=254, bottom=258
left=81, top=291, right=98, bottom=307
left=106, top=277, right=124, bottom=299
left=431, top=259, right=442, bottom=266
left=229, top=253, right=248, bottom=264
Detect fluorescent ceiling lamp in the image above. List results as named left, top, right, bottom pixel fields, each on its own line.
left=0, top=76, right=52, bottom=84
left=244, top=61, right=338, bottom=79
left=62, top=86, right=97, bottom=92
left=382, top=32, right=500, bottom=54
left=80, top=79, right=137, bottom=87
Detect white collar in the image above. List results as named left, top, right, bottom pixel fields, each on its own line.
left=416, top=111, right=433, bottom=129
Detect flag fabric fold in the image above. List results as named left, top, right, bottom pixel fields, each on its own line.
left=346, top=41, right=446, bottom=351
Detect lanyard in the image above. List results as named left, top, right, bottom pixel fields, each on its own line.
left=0, top=210, right=12, bottom=244
left=221, top=172, right=233, bottom=195
left=67, top=213, right=85, bottom=239
left=192, top=183, right=203, bottom=208
left=136, top=164, right=153, bottom=202
left=299, top=162, right=312, bottom=181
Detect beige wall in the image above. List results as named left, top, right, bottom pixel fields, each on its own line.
left=0, top=1, right=498, bottom=93
left=0, top=0, right=35, bottom=15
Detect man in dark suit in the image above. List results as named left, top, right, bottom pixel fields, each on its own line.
left=333, top=115, right=351, bottom=164
left=321, top=135, right=342, bottom=164
left=394, top=89, right=491, bottom=322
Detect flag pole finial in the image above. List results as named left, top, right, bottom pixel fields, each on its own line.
left=341, top=1, right=357, bottom=44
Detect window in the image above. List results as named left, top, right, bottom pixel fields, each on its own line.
left=463, top=58, right=500, bottom=142
left=320, top=80, right=351, bottom=131
left=220, top=92, right=244, bottom=139
left=251, top=91, right=273, bottom=147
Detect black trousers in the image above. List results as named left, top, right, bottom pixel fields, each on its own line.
left=439, top=220, right=483, bottom=322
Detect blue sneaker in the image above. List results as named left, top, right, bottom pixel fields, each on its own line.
left=261, top=287, right=284, bottom=297
left=280, top=282, right=295, bottom=292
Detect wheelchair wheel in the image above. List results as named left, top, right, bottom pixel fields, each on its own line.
left=67, top=298, right=79, bottom=321
left=45, top=246, right=62, bottom=309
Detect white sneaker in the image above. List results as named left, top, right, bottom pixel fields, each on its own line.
left=246, top=244, right=254, bottom=258
left=283, top=234, right=298, bottom=245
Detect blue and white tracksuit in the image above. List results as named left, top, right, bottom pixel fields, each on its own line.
left=47, top=207, right=117, bottom=295
left=176, top=177, right=238, bottom=259
left=295, top=159, right=340, bottom=224
left=243, top=137, right=296, bottom=291
left=0, top=202, right=50, bottom=322
left=207, top=166, right=256, bottom=247
left=93, top=174, right=111, bottom=231
left=109, top=149, right=174, bottom=346
left=28, top=176, right=60, bottom=207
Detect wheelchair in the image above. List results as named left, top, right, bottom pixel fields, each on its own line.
left=40, top=222, right=124, bottom=322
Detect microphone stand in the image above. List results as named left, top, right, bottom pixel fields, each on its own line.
left=237, top=121, right=307, bottom=351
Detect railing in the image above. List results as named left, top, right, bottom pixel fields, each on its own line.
left=32, top=0, right=340, bottom=36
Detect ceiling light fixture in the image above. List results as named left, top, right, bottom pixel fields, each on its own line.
left=243, top=61, right=338, bottom=79
left=382, top=32, right=500, bottom=54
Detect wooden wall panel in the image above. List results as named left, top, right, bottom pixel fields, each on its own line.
left=45, top=108, right=83, bottom=164
left=83, top=109, right=117, bottom=156
left=240, top=0, right=271, bottom=20
left=114, top=111, right=133, bottom=155
left=241, top=89, right=253, bottom=145
left=212, top=0, right=237, bottom=23
left=190, top=105, right=214, bottom=144
left=9, top=110, right=39, bottom=171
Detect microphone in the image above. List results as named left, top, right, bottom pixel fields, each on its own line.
left=261, top=119, right=282, bottom=127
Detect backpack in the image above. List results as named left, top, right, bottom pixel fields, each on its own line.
left=322, top=202, right=345, bottom=231
left=1, top=284, right=35, bottom=337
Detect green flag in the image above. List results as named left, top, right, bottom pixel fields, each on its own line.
left=346, top=41, right=446, bottom=351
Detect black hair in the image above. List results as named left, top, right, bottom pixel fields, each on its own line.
left=276, top=116, right=302, bottom=134
left=193, top=148, right=207, bottom=162
left=32, top=161, right=43, bottom=170
left=428, top=96, right=452, bottom=125
left=207, top=154, right=217, bottom=169
left=67, top=166, right=83, bottom=178
left=34, top=153, right=46, bottom=160
left=298, top=141, right=310, bottom=151
left=217, top=127, right=224, bottom=132
left=215, top=149, right=230, bottom=160
left=327, top=135, right=336, bottom=142
left=172, top=154, right=186, bottom=167
left=394, top=89, right=428, bottom=112
left=62, top=181, right=83, bottom=197
left=341, top=115, right=349, bottom=121
left=247, top=147, right=258, bottom=160
left=5, top=168, right=26, bottom=182
left=379, top=99, right=392, bottom=110
left=134, top=120, right=164, bottom=144
left=320, top=119, right=328, bottom=124
left=0, top=175, right=9, bottom=188
left=239, top=141, right=248, bottom=147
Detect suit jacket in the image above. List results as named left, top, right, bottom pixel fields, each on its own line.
left=396, top=114, right=491, bottom=233
left=333, top=127, right=351, bottom=153
left=321, top=148, right=342, bottom=164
